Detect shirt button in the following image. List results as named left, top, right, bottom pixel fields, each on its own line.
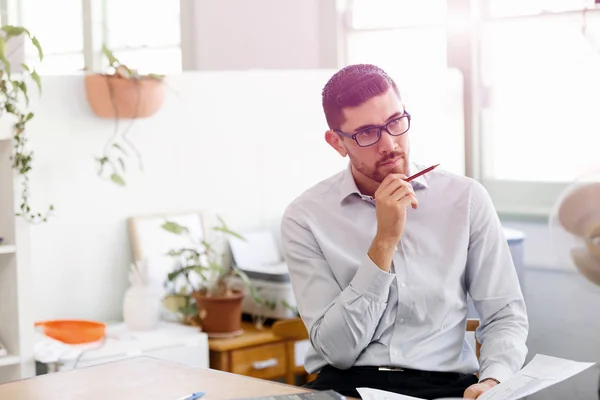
left=399, top=318, right=405, bottom=324
left=400, top=282, right=406, bottom=288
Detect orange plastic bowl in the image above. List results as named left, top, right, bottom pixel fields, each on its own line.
left=35, top=320, right=106, bottom=344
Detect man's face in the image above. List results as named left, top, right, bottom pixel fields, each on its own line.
left=326, top=89, right=409, bottom=184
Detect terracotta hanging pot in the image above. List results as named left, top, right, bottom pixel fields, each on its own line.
left=84, top=73, right=166, bottom=119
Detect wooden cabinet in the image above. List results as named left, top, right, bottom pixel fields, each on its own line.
left=209, top=322, right=306, bottom=384
left=230, top=342, right=287, bottom=379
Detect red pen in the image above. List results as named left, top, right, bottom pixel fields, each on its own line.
left=405, top=163, right=440, bottom=182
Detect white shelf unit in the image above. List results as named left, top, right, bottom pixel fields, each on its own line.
left=0, top=137, right=35, bottom=383
left=0, top=245, right=17, bottom=255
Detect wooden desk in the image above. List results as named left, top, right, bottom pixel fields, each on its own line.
left=209, top=322, right=303, bottom=382
left=0, top=356, right=309, bottom=400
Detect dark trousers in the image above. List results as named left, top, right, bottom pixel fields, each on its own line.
left=304, top=365, right=479, bottom=399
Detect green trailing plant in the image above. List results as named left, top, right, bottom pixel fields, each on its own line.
left=94, top=45, right=164, bottom=186
left=0, top=25, right=53, bottom=223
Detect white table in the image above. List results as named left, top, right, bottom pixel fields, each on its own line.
left=34, top=321, right=209, bottom=373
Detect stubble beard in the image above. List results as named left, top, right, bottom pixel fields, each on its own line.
left=352, top=151, right=409, bottom=183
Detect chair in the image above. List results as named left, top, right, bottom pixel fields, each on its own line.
left=466, top=318, right=482, bottom=360
left=272, top=318, right=316, bottom=385
left=273, top=317, right=482, bottom=385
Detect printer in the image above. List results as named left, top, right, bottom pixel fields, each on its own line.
left=228, top=230, right=298, bottom=320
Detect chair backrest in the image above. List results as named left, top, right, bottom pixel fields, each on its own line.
left=272, top=318, right=309, bottom=341
left=466, top=318, right=482, bottom=360
left=273, top=317, right=482, bottom=360
left=272, top=318, right=312, bottom=385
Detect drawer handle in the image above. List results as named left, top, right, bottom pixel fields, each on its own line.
left=252, top=358, right=278, bottom=370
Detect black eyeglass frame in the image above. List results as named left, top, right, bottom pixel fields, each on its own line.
left=334, top=110, right=411, bottom=147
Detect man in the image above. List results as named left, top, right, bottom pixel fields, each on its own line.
left=280, top=64, right=528, bottom=399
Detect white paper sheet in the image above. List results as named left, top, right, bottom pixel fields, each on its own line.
left=356, top=354, right=596, bottom=400
left=477, top=354, right=596, bottom=400
left=356, top=388, right=428, bottom=400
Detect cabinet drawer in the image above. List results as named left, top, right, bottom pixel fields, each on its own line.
left=230, top=343, right=286, bottom=379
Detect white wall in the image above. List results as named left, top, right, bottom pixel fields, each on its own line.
left=23, top=67, right=465, bottom=322
left=181, top=0, right=341, bottom=70
left=25, top=71, right=345, bottom=322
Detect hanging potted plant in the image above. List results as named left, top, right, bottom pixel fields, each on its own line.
left=0, top=26, right=53, bottom=223
left=88, top=45, right=166, bottom=186
left=85, top=44, right=166, bottom=119
left=161, top=216, right=267, bottom=337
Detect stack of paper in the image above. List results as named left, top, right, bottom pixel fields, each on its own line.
left=356, top=354, right=596, bottom=400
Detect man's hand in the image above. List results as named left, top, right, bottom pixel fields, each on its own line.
left=463, top=378, right=498, bottom=399
left=373, top=173, right=418, bottom=242
left=367, top=173, right=418, bottom=271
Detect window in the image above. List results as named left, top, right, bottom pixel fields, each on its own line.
left=345, top=1, right=600, bottom=216
left=488, top=0, right=595, bottom=18
left=20, top=0, right=85, bottom=74
left=104, top=0, right=182, bottom=74
left=345, top=0, right=447, bottom=77
left=481, top=14, right=600, bottom=182
left=344, top=0, right=465, bottom=176
left=478, top=4, right=600, bottom=214
left=8, top=0, right=182, bottom=75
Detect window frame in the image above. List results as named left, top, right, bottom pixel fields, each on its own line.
left=1, top=0, right=183, bottom=74
left=342, top=0, right=600, bottom=219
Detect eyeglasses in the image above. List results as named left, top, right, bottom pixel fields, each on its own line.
left=335, top=111, right=411, bottom=147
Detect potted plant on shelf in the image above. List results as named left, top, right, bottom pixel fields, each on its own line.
left=161, top=216, right=266, bottom=337
left=0, top=26, right=54, bottom=223
left=87, top=45, right=166, bottom=186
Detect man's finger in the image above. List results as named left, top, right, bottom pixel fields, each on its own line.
left=464, top=383, right=485, bottom=399
left=377, top=176, right=411, bottom=199
left=378, top=173, right=407, bottom=192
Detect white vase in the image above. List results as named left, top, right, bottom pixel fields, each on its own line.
left=122, top=261, right=161, bottom=331
left=123, top=285, right=161, bottom=331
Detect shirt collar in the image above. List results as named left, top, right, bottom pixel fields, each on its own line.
left=339, top=161, right=430, bottom=204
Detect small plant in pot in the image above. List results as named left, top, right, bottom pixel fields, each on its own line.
left=161, top=216, right=264, bottom=337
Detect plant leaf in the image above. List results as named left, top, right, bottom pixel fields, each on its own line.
left=30, top=69, right=41, bottom=93
left=168, top=268, right=186, bottom=281
left=20, top=63, right=30, bottom=73
left=102, top=44, right=119, bottom=67
left=117, top=157, right=125, bottom=172
left=212, top=215, right=245, bottom=240
left=110, top=173, right=125, bottom=186
left=0, top=26, right=27, bottom=40
left=31, top=36, right=43, bottom=61
left=0, top=37, right=10, bottom=76
left=161, top=221, right=189, bottom=235
left=208, top=261, right=223, bottom=272
left=147, top=73, right=165, bottom=80
left=112, top=142, right=128, bottom=155
left=18, top=81, right=29, bottom=105
left=213, top=225, right=245, bottom=240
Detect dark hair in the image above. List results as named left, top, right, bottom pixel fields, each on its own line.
left=321, top=64, right=400, bottom=130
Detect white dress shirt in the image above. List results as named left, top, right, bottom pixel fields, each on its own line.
left=280, top=162, right=528, bottom=383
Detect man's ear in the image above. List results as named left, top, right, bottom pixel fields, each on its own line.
left=325, top=130, right=348, bottom=157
